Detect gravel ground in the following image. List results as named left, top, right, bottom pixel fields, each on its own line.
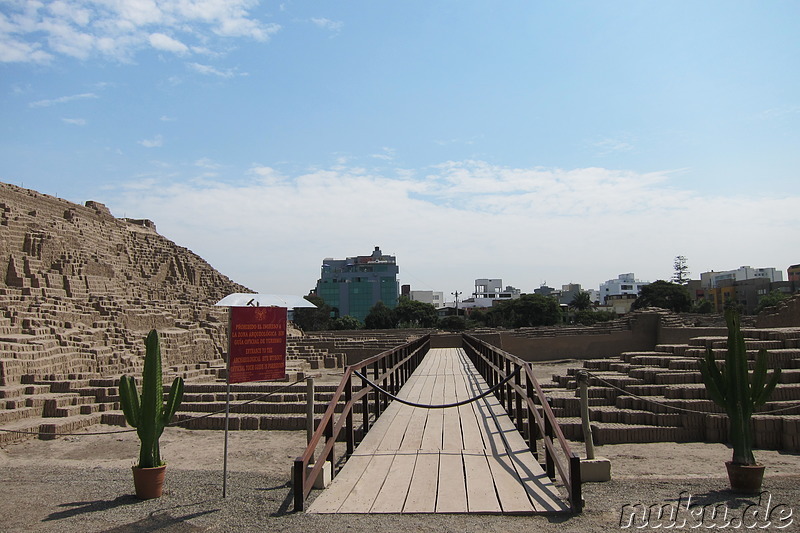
left=2, top=356, right=799, bottom=532
left=1, top=457, right=798, bottom=532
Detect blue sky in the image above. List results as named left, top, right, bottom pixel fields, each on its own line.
left=2, top=1, right=798, bottom=299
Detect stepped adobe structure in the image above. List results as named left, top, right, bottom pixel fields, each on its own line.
left=3, top=182, right=797, bottom=455
left=537, top=306, right=800, bottom=453
left=0, top=183, right=426, bottom=442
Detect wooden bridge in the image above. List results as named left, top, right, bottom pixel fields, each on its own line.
left=294, top=335, right=582, bottom=514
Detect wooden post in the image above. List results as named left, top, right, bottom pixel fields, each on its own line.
left=526, top=372, right=538, bottom=460
left=570, top=454, right=583, bottom=512
left=361, top=371, right=370, bottom=437
left=577, top=370, right=595, bottom=460
left=324, top=416, right=334, bottom=468
left=514, top=364, right=523, bottom=433
left=345, top=372, right=354, bottom=456
left=545, top=397, right=555, bottom=479
left=373, top=362, right=381, bottom=418
left=306, top=376, right=315, bottom=464
left=380, top=357, right=388, bottom=411
left=505, top=358, right=513, bottom=416
left=293, top=457, right=305, bottom=512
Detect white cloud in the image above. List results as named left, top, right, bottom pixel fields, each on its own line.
left=756, top=105, right=800, bottom=120
left=1, top=0, right=280, bottom=64
left=103, top=161, right=800, bottom=297
left=371, top=147, right=396, bottom=161
left=188, top=62, right=240, bottom=78
left=311, top=18, right=343, bottom=33
left=29, top=92, right=99, bottom=108
left=138, top=134, right=164, bottom=148
left=149, top=33, right=189, bottom=54
left=195, top=158, right=221, bottom=169
left=61, top=117, right=86, bottom=125
left=592, top=137, right=634, bottom=156
left=0, top=35, right=54, bottom=64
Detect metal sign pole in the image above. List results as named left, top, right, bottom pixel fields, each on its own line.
left=223, top=310, right=232, bottom=498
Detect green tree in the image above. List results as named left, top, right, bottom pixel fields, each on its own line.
left=364, top=301, right=396, bottom=329
left=468, top=309, right=487, bottom=326
left=753, top=290, right=789, bottom=315
left=569, top=291, right=592, bottom=311
left=393, top=296, right=438, bottom=328
left=632, top=280, right=691, bottom=312
left=438, top=315, right=466, bottom=331
left=292, top=295, right=331, bottom=331
left=485, top=294, right=561, bottom=328
left=691, top=298, right=714, bottom=314
left=672, top=255, right=690, bottom=285
left=329, top=315, right=363, bottom=330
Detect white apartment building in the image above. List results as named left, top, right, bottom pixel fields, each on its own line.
left=461, top=278, right=521, bottom=309
left=700, top=266, right=783, bottom=289
left=409, top=290, right=445, bottom=309
left=599, top=273, right=650, bottom=304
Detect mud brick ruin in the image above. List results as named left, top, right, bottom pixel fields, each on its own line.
left=1, top=181, right=799, bottom=453
left=0, top=183, right=415, bottom=442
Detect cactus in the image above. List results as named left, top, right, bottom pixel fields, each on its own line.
left=119, top=329, right=185, bottom=469
left=699, top=308, right=781, bottom=465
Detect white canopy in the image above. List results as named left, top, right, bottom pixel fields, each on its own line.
left=214, top=293, right=317, bottom=308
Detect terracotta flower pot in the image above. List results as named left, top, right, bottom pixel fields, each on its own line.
left=725, top=461, right=765, bottom=494
left=132, top=465, right=167, bottom=499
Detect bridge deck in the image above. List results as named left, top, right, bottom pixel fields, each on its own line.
left=307, top=348, right=569, bottom=514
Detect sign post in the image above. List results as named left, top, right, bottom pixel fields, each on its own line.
left=223, top=305, right=287, bottom=497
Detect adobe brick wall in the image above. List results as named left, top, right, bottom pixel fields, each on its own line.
left=756, top=295, right=800, bottom=328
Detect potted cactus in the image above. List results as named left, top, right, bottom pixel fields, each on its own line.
left=119, top=329, right=185, bottom=499
left=699, top=308, right=781, bottom=493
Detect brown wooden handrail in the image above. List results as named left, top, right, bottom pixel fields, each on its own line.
left=293, top=334, right=431, bottom=511
left=462, top=334, right=583, bottom=513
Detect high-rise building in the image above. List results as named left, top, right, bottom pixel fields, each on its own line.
left=315, top=246, right=399, bottom=322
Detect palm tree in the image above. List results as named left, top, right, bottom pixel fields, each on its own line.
left=569, top=291, right=592, bottom=311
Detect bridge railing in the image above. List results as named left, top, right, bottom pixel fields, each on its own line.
left=293, top=334, right=431, bottom=512
left=462, top=334, right=583, bottom=513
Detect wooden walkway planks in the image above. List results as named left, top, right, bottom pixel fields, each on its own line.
left=307, top=348, right=569, bottom=514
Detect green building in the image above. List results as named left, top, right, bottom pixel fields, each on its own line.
left=315, top=246, right=399, bottom=322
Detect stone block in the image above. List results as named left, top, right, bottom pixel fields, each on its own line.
left=580, top=457, right=612, bottom=482
left=304, top=460, right=332, bottom=489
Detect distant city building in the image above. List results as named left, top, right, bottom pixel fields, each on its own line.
left=787, top=264, right=800, bottom=283
left=465, top=278, right=521, bottom=308
left=457, top=278, right=521, bottom=312
left=599, top=273, right=650, bottom=305
left=533, top=284, right=556, bottom=297
left=700, top=266, right=783, bottom=289
left=473, top=278, right=521, bottom=300
left=559, top=283, right=583, bottom=306
left=700, top=265, right=795, bottom=314
left=315, top=246, right=399, bottom=322
left=409, top=290, right=445, bottom=309
left=605, top=293, right=638, bottom=315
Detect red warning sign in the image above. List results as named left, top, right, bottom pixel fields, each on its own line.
left=228, top=306, right=287, bottom=384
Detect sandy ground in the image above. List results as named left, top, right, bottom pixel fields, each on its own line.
left=1, top=361, right=798, bottom=531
